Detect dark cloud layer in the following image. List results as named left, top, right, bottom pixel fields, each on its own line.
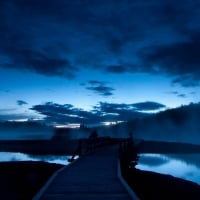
left=31, top=101, right=166, bottom=125
left=139, top=40, right=200, bottom=87
left=0, top=0, right=200, bottom=86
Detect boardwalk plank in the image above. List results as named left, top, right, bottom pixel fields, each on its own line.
left=33, top=145, right=138, bottom=200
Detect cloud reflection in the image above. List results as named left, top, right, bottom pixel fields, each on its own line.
left=137, top=153, right=200, bottom=185
left=0, top=152, right=70, bottom=165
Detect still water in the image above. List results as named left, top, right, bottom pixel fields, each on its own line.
left=0, top=152, right=74, bottom=165
left=136, top=153, right=200, bottom=185
left=1, top=152, right=200, bottom=185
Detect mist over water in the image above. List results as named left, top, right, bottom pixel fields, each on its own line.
left=0, top=121, right=54, bottom=140
left=0, top=131, right=54, bottom=140
left=114, top=103, right=200, bottom=144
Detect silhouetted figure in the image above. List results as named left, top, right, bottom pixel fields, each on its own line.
left=89, top=129, right=98, bottom=139
left=87, top=130, right=98, bottom=152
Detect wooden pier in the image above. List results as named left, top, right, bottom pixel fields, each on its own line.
left=33, top=139, right=139, bottom=200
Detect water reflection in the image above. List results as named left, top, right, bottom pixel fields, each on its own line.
left=0, top=152, right=73, bottom=165
left=136, top=153, right=200, bottom=185
left=138, top=154, right=169, bottom=166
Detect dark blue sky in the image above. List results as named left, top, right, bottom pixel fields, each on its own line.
left=0, top=0, right=200, bottom=126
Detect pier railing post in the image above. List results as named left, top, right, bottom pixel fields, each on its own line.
left=119, top=137, right=138, bottom=169
left=68, top=137, right=112, bottom=162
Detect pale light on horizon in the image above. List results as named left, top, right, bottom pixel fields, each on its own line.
left=54, top=124, right=80, bottom=129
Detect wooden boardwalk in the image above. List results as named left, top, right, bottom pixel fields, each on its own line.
left=33, top=144, right=139, bottom=200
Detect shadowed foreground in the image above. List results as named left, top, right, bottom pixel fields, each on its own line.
left=0, top=161, right=63, bottom=200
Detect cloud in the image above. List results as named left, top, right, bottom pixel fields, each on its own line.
left=190, top=92, right=196, bottom=95
left=85, top=80, right=115, bottom=97
left=31, top=101, right=165, bottom=125
left=139, top=39, right=200, bottom=87
left=17, top=100, right=28, bottom=106
left=0, top=1, right=78, bottom=78
left=3, top=47, right=77, bottom=78
left=93, top=102, right=131, bottom=114
left=0, top=108, right=17, bottom=113
left=31, top=102, right=96, bottom=124
left=0, top=89, right=11, bottom=93
left=0, top=113, right=39, bottom=122
left=172, top=75, right=200, bottom=87
left=92, top=101, right=166, bottom=121
left=105, top=65, right=129, bottom=74
left=168, top=91, right=187, bottom=98
left=93, top=102, right=142, bottom=122
left=132, top=101, right=166, bottom=111
left=88, top=80, right=105, bottom=85
left=0, top=0, right=199, bottom=85
left=177, top=94, right=187, bottom=98
left=86, top=86, right=114, bottom=97
left=170, top=91, right=179, bottom=95
left=93, top=101, right=166, bottom=121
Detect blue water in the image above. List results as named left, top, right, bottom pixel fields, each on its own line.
left=136, top=153, right=200, bottom=185
left=0, top=152, right=76, bottom=165
left=1, top=152, right=200, bottom=185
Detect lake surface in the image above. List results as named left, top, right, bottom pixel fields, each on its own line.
left=0, top=152, right=76, bottom=165
left=136, top=153, right=200, bottom=185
